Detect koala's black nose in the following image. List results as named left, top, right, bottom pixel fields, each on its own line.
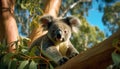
left=56, top=30, right=62, bottom=39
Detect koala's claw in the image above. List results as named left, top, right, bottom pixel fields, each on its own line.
left=58, top=57, right=68, bottom=65
left=69, top=52, right=79, bottom=59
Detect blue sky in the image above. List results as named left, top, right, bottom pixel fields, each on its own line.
left=85, top=9, right=105, bottom=32
left=85, top=1, right=110, bottom=37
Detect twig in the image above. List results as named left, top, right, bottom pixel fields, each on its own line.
left=60, top=0, right=91, bottom=17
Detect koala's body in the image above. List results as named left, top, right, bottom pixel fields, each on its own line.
left=30, top=15, right=80, bottom=65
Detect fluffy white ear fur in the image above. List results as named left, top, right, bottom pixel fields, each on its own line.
left=69, top=17, right=81, bottom=33
left=40, top=15, right=53, bottom=24
left=39, top=15, right=54, bottom=30
left=69, top=17, right=81, bottom=26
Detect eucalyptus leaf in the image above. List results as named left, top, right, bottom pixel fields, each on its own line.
left=29, top=60, right=37, bottom=69
left=112, top=52, right=120, bottom=65
left=20, top=4, right=27, bottom=9
left=8, top=59, right=18, bottom=69
left=49, top=63, right=54, bottom=69
left=8, top=60, right=12, bottom=69
left=18, top=60, right=29, bottom=69
left=29, top=46, right=37, bottom=56
left=21, top=49, right=28, bottom=53
left=3, top=53, right=14, bottom=65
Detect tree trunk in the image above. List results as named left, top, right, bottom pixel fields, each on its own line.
left=0, top=0, right=19, bottom=53
left=28, top=0, right=61, bottom=46
left=56, top=29, right=120, bottom=69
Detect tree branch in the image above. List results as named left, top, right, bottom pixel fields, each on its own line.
left=56, top=29, right=120, bottom=69
left=0, top=0, right=19, bottom=53
left=60, top=0, right=91, bottom=17
left=44, top=0, right=62, bottom=17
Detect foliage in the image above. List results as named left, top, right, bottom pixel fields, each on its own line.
left=95, top=0, right=118, bottom=12
left=15, top=0, right=43, bottom=36
left=107, top=53, right=120, bottom=69
left=1, top=0, right=120, bottom=68
left=102, top=2, right=120, bottom=33
left=71, top=15, right=105, bottom=52
left=107, top=39, right=120, bottom=69
left=94, top=0, right=120, bottom=35
left=14, top=0, right=105, bottom=51
left=0, top=38, right=54, bottom=69
left=0, top=0, right=108, bottom=68
left=15, top=0, right=92, bottom=36
left=60, top=0, right=92, bottom=17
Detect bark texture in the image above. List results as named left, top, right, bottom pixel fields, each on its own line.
left=0, top=0, right=19, bottom=53
left=56, top=30, right=120, bottom=69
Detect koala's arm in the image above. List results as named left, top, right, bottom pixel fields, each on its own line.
left=66, top=41, right=79, bottom=59
left=42, top=45, right=68, bottom=65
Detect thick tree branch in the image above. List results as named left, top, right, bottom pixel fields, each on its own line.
left=44, top=0, right=61, bottom=18
left=56, top=29, right=120, bottom=69
left=0, top=0, right=19, bottom=53
left=60, top=0, right=91, bottom=17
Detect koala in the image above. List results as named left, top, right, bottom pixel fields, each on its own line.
left=30, top=15, right=80, bottom=65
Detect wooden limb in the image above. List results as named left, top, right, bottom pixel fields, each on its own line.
left=0, top=0, right=19, bottom=53
left=44, top=0, right=61, bottom=18
left=60, top=0, right=91, bottom=17
left=56, top=29, right=120, bottom=69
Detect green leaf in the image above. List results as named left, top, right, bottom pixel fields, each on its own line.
left=3, top=53, right=14, bottom=65
left=20, top=4, right=27, bottom=9
left=21, top=49, right=28, bottom=53
left=49, top=63, right=54, bottom=69
left=18, top=60, right=29, bottom=69
left=112, top=52, right=120, bottom=65
left=29, top=60, right=37, bottom=69
left=29, top=46, right=38, bottom=56
left=8, top=59, right=18, bottom=69
left=8, top=60, right=12, bottom=69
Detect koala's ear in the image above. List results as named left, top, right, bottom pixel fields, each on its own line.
left=39, top=15, right=54, bottom=29
left=65, top=16, right=81, bottom=33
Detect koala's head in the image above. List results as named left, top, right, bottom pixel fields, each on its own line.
left=40, top=15, right=80, bottom=44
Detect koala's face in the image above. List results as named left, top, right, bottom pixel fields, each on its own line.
left=47, top=21, right=72, bottom=44
left=40, top=15, right=80, bottom=44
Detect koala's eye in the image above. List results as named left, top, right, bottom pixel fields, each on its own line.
left=64, top=30, right=67, bottom=33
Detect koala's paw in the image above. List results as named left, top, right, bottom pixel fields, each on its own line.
left=69, top=52, right=79, bottom=59
left=58, top=57, right=68, bottom=65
